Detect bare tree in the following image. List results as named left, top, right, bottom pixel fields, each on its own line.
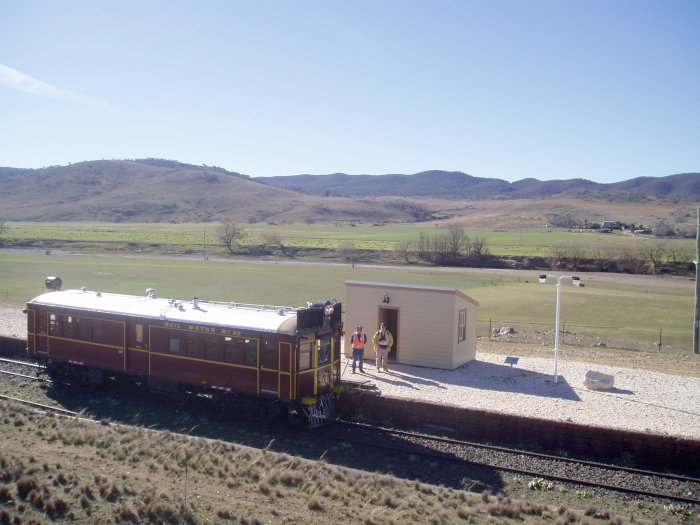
left=666, top=243, right=693, bottom=265
left=0, top=220, right=5, bottom=246
left=549, top=241, right=586, bottom=270
left=415, top=232, right=430, bottom=261
left=217, top=221, right=246, bottom=255
left=469, top=236, right=488, bottom=257
left=336, top=240, right=361, bottom=268
left=641, top=240, right=667, bottom=272
left=263, top=231, right=297, bottom=258
left=393, top=240, right=413, bottom=264
left=588, top=243, right=617, bottom=272
left=445, top=225, right=469, bottom=261
left=616, top=245, right=645, bottom=273
left=653, top=219, right=675, bottom=237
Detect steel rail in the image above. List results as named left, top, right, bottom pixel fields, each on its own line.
left=0, top=369, right=50, bottom=382
left=336, top=420, right=700, bottom=506
left=0, top=393, right=79, bottom=417
left=0, top=357, right=44, bottom=369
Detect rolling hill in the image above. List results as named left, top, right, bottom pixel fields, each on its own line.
left=0, top=159, right=697, bottom=226
left=255, top=170, right=700, bottom=201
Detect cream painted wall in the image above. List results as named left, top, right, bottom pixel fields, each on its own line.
left=345, top=281, right=478, bottom=370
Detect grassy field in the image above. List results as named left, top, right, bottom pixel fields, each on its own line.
left=0, top=251, right=695, bottom=356
left=3, top=393, right=692, bottom=524
left=4, top=221, right=694, bottom=258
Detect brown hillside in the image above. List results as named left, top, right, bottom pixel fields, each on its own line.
left=0, top=161, right=428, bottom=223
left=0, top=160, right=695, bottom=226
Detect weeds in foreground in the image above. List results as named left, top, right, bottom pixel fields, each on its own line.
left=0, top=400, right=693, bottom=524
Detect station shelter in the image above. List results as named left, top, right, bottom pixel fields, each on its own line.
left=344, top=280, right=479, bottom=370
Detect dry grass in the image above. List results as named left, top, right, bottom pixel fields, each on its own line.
left=0, top=400, right=692, bottom=524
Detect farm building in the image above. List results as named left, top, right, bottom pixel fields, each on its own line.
left=344, top=280, right=479, bottom=370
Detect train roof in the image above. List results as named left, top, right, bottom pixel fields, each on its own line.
left=28, top=289, right=304, bottom=335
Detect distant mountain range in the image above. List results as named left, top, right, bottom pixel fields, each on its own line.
left=255, top=170, right=700, bottom=201
left=0, top=159, right=697, bottom=224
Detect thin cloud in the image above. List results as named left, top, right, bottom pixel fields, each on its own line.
left=0, top=63, right=115, bottom=110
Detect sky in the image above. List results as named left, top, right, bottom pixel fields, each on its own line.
left=1, top=1, right=698, bottom=183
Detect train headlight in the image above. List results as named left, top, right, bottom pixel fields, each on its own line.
left=324, top=304, right=334, bottom=317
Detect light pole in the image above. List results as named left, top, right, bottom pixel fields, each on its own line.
left=539, top=274, right=580, bottom=383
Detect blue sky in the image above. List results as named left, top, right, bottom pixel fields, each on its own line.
left=1, top=1, right=698, bottom=183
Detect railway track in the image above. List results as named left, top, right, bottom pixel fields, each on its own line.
left=335, top=419, right=700, bottom=506
left=0, top=393, right=78, bottom=417
left=2, top=351, right=698, bottom=509
left=0, top=356, right=49, bottom=382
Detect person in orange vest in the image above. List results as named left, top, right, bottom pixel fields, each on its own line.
left=350, top=325, right=367, bottom=373
left=373, top=322, right=394, bottom=372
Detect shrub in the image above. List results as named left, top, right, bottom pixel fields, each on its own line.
left=0, top=484, right=13, bottom=504
left=15, top=476, right=38, bottom=500
left=45, top=495, right=69, bottom=519
left=144, top=501, right=180, bottom=525
left=114, top=502, right=140, bottom=523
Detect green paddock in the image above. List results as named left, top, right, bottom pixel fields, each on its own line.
left=0, top=251, right=693, bottom=354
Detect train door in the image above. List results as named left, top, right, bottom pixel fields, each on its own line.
left=26, top=308, right=35, bottom=357
left=378, top=307, right=399, bottom=363
left=126, top=319, right=149, bottom=375
left=31, top=307, right=49, bottom=358
left=259, top=337, right=281, bottom=398
left=278, top=341, right=293, bottom=399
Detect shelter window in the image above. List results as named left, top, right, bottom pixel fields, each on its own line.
left=458, top=309, right=467, bottom=343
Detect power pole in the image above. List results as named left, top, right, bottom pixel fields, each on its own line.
left=694, top=207, right=699, bottom=354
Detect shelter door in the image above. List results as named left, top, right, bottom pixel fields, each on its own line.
left=378, top=307, right=399, bottom=363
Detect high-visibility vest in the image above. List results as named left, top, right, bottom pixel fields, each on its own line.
left=351, top=332, right=366, bottom=349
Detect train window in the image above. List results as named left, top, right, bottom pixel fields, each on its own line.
left=169, top=337, right=181, bottom=354
left=186, top=333, right=201, bottom=358
left=205, top=335, right=219, bottom=360
left=299, top=341, right=312, bottom=371
left=318, top=339, right=331, bottom=365
left=78, top=318, right=90, bottom=341
left=224, top=337, right=236, bottom=363
left=49, top=314, right=59, bottom=335
left=93, top=322, right=104, bottom=343
left=134, top=324, right=144, bottom=344
left=261, top=340, right=277, bottom=369
left=38, top=313, right=46, bottom=334
left=244, top=339, right=257, bottom=366
left=63, top=316, right=74, bottom=338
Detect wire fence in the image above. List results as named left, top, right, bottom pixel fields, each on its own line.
left=478, top=319, right=687, bottom=354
